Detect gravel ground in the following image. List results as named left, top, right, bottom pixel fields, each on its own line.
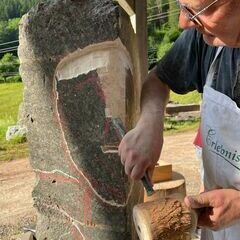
left=161, top=131, right=201, bottom=196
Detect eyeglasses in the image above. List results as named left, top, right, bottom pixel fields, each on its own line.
left=177, top=0, right=219, bottom=26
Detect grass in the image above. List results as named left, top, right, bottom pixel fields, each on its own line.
left=0, top=82, right=28, bottom=161
left=164, top=117, right=200, bottom=135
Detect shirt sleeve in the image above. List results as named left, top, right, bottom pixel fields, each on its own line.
left=156, top=29, right=204, bottom=94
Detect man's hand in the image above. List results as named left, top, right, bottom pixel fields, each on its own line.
left=184, top=189, right=240, bottom=231
left=118, top=118, right=163, bottom=180
left=118, top=67, right=169, bottom=180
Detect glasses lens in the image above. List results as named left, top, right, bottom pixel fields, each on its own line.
left=181, top=6, right=203, bottom=26
left=182, top=6, right=194, bottom=18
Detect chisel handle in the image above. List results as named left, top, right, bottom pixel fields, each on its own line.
left=141, top=173, right=154, bottom=196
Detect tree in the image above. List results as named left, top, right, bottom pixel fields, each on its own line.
left=0, top=0, right=40, bottom=21
left=0, top=18, right=20, bottom=57
left=0, top=18, right=20, bottom=43
left=147, top=0, right=181, bottom=67
left=0, top=53, right=20, bottom=83
left=0, top=0, right=41, bottom=82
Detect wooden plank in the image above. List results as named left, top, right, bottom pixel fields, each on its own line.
left=166, top=103, right=200, bottom=115
left=152, top=161, right=172, bottom=183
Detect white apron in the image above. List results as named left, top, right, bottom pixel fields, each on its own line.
left=201, top=47, right=240, bottom=240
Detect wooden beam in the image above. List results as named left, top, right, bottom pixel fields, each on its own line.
left=116, top=0, right=135, bottom=16
left=116, top=0, right=136, bottom=33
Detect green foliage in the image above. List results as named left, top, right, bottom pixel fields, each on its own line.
left=0, top=0, right=43, bottom=86
left=168, top=0, right=179, bottom=27
left=8, top=134, right=27, bottom=144
left=0, top=0, right=40, bottom=45
left=0, top=21, right=8, bottom=43
left=6, top=17, right=20, bottom=39
left=0, top=82, right=28, bottom=161
left=0, top=0, right=40, bottom=21
left=147, top=0, right=181, bottom=67
left=164, top=117, right=200, bottom=134
left=157, top=41, right=173, bottom=59
left=0, top=18, right=20, bottom=55
left=6, top=75, right=21, bottom=83
left=164, top=27, right=181, bottom=42
left=0, top=53, right=20, bottom=83
left=170, top=91, right=201, bottom=104
left=0, top=76, right=5, bottom=83
left=0, top=53, right=19, bottom=69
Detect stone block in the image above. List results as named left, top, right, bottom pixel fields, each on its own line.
left=19, top=0, right=147, bottom=239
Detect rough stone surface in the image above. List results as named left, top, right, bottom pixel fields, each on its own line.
left=20, top=232, right=34, bottom=240
left=18, top=0, right=147, bottom=239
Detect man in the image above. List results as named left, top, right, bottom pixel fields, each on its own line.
left=118, top=0, right=240, bottom=239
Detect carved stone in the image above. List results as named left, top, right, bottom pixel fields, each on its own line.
left=18, top=0, right=147, bottom=239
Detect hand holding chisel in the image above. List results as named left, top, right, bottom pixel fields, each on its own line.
left=101, top=117, right=154, bottom=196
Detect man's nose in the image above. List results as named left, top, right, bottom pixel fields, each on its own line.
left=178, top=11, right=197, bottom=29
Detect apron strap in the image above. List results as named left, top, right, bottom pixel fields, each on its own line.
left=205, top=46, right=223, bottom=86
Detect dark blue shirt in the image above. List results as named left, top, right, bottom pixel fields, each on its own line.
left=156, top=29, right=240, bottom=106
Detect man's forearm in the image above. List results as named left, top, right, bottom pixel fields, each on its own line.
left=139, top=67, right=170, bottom=125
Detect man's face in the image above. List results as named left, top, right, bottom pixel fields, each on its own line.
left=178, top=0, right=240, bottom=47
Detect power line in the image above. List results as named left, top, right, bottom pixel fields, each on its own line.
left=147, top=12, right=180, bottom=22
left=0, top=46, right=19, bottom=51
left=0, top=40, right=19, bottom=46
left=148, top=9, right=179, bottom=20
left=147, top=1, right=177, bottom=10
left=0, top=48, right=18, bottom=54
left=0, top=49, right=18, bottom=54
left=148, top=13, right=179, bottom=22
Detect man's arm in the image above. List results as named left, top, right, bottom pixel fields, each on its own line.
left=118, top=66, right=170, bottom=180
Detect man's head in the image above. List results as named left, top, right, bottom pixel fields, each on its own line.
left=177, top=0, right=240, bottom=47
